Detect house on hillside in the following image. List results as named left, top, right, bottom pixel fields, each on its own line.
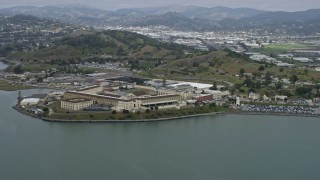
left=248, top=92, right=259, bottom=101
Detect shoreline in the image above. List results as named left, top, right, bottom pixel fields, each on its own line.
left=228, top=111, right=320, bottom=118
left=40, top=112, right=320, bottom=123
left=13, top=104, right=320, bottom=123
left=13, top=104, right=224, bottom=123
left=0, top=85, right=61, bottom=92
left=41, top=112, right=224, bottom=123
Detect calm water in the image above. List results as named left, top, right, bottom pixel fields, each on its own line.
left=1, top=89, right=320, bottom=180
left=0, top=61, right=8, bottom=70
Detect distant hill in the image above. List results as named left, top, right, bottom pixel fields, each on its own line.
left=0, top=5, right=112, bottom=18
left=223, top=9, right=320, bottom=25
left=0, top=5, right=115, bottom=25
left=132, top=12, right=218, bottom=31
left=0, top=13, right=57, bottom=24
left=220, top=9, right=320, bottom=34
left=8, top=30, right=195, bottom=61
left=1, top=5, right=320, bottom=34
left=139, top=8, right=320, bottom=33
left=0, top=14, right=75, bottom=57
left=133, top=5, right=265, bottom=21
left=0, top=5, right=265, bottom=25
left=246, top=9, right=320, bottom=23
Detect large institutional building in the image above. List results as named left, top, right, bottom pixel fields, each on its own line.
left=61, top=85, right=182, bottom=111
left=61, top=98, right=94, bottom=111
left=60, top=80, right=230, bottom=112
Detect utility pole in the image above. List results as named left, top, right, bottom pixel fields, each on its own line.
left=17, top=91, right=22, bottom=104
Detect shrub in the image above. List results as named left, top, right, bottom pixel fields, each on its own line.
left=42, top=107, right=49, bottom=113
left=258, top=66, right=265, bottom=71
left=279, top=67, right=284, bottom=72
left=122, top=109, right=130, bottom=114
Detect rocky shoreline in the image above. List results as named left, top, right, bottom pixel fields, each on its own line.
left=13, top=103, right=224, bottom=123
left=13, top=103, right=320, bottom=123
left=40, top=112, right=223, bottom=123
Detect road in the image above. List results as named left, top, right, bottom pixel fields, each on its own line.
left=168, top=77, right=235, bottom=87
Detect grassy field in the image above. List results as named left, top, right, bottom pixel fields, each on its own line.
left=258, top=43, right=309, bottom=55
left=22, top=64, right=57, bottom=72
left=8, top=45, right=82, bottom=61
left=149, top=51, right=264, bottom=84
left=147, top=50, right=320, bottom=85
left=0, top=80, right=32, bottom=91
left=132, top=45, right=177, bottom=59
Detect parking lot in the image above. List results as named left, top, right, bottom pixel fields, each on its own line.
left=241, top=104, right=319, bottom=115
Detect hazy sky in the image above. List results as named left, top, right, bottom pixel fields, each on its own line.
left=1, top=0, right=320, bottom=11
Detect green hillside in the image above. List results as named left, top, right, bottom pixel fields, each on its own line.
left=8, top=30, right=193, bottom=61
left=147, top=50, right=320, bottom=85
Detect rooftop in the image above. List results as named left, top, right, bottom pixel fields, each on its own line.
left=29, top=94, right=48, bottom=100
left=21, top=98, right=40, bottom=103
left=62, top=98, right=92, bottom=103
left=77, top=85, right=101, bottom=92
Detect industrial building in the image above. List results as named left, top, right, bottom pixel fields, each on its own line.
left=61, top=98, right=94, bottom=111
left=60, top=79, right=228, bottom=112
left=61, top=85, right=182, bottom=111
left=20, top=98, right=41, bottom=106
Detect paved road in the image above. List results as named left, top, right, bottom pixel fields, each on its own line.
left=169, top=77, right=235, bottom=87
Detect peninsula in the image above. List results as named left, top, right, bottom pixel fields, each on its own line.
left=0, top=14, right=320, bottom=121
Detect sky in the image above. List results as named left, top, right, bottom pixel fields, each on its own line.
left=1, top=0, right=320, bottom=11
